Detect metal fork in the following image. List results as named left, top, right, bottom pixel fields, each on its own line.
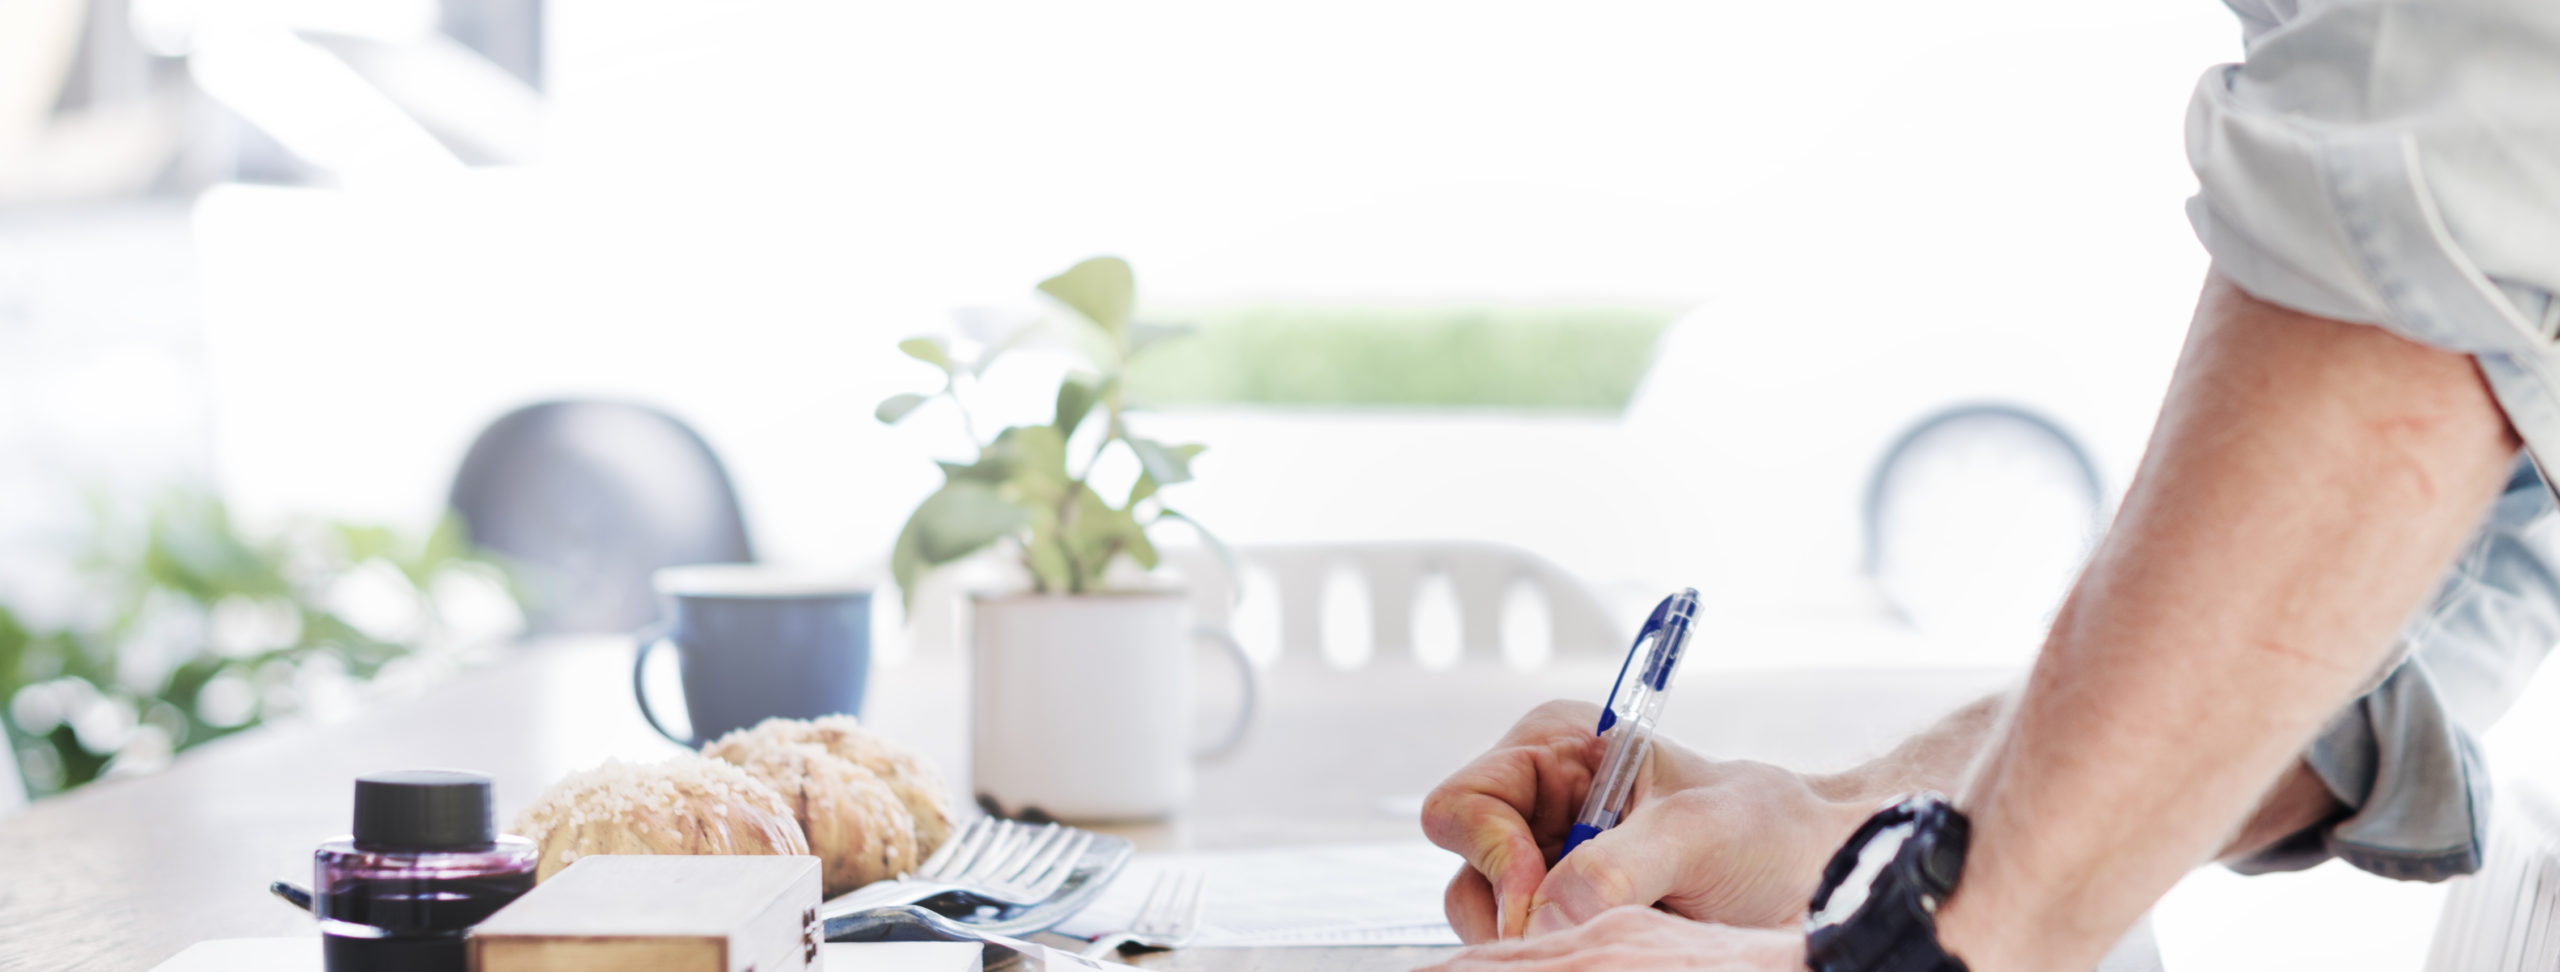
left=1077, top=870, right=1206, bottom=960
left=822, top=817, right=1095, bottom=914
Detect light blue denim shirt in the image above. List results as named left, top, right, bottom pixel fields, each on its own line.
left=2232, top=458, right=2560, bottom=880
left=2189, top=0, right=2560, bottom=881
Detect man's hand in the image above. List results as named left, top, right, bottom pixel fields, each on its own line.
left=1421, top=686, right=2349, bottom=949
left=1419, top=700, right=1871, bottom=942
left=1417, top=907, right=1805, bottom=971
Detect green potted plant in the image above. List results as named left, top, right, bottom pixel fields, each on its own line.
left=877, top=256, right=1255, bottom=821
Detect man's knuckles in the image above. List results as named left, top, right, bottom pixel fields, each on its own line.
left=1422, top=769, right=1535, bottom=848
left=1539, top=849, right=1651, bottom=920
left=1646, top=765, right=1819, bottom=826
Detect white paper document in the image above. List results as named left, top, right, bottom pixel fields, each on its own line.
left=1054, top=841, right=1465, bottom=948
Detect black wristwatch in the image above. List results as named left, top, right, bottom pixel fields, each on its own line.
left=1803, top=792, right=1972, bottom=972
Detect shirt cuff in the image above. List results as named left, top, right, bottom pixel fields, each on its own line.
left=2225, top=665, right=2492, bottom=882
left=2229, top=457, right=2560, bottom=881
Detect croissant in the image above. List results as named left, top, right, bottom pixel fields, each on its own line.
left=704, top=715, right=957, bottom=859
left=723, top=741, right=919, bottom=895
left=510, top=755, right=809, bottom=883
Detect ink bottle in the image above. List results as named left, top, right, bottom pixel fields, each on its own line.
left=312, top=770, right=538, bottom=972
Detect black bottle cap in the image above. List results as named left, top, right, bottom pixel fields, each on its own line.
left=352, top=770, right=495, bottom=850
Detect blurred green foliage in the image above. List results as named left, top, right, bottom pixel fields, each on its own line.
left=1123, top=304, right=1676, bottom=412
left=1, top=492, right=516, bottom=799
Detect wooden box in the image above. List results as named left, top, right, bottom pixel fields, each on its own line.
left=470, top=855, right=824, bottom=972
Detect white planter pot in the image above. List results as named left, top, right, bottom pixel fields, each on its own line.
left=970, top=591, right=1256, bottom=821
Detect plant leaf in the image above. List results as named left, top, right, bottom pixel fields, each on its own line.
left=876, top=392, right=931, bottom=424
left=891, top=508, right=927, bottom=616
left=1126, top=438, right=1201, bottom=487
left=984, top=425, right=1071, bottom=506
left=970, top=319, right=1042, bottom=377
left=1123, top=515, right=1160, bottom=571
left=899, top=337, right=954, bottom=373
left=1045, top=310, right=1124, bottom=374
left=1058, top=484, right=1134, bottom=590
left=333, top=522, right=400, bottom=569
left=1037, top=256, right=1135, bottom=340
left=985, top=425, right=1068, bottom=474
left=909, top=480, right=1028, bottom=565
left=937, top=459, right=999, bottom=482
left=1157, top=508, right=1241, bottom=606
left=1126, top=471, right=1159, bottom=508
left=391, top=513, right=476, bottom=590
left=1023, top=513, right=1074, bottom=593
left=1054, top=377, right=1099, bottom=436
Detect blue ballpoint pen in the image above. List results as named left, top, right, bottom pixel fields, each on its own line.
left=1558, top=588, right=1699, bottom=859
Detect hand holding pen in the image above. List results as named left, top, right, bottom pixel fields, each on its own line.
left=1421, top=590, right=1875, bottom=941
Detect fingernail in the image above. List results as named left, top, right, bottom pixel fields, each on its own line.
left=1526, top=902, right=1570, bottom=938
left=1493, top=892, right=1510, bottom=935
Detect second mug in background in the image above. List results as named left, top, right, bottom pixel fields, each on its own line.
left=632, top=565, right=873, bottom=748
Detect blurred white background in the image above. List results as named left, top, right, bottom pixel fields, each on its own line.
left=185, top=0, right=2230, bottom=648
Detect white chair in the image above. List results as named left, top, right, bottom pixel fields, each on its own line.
left=903, top=539, right=1627, bottom=672
left=2424, top=779, right=2560, bottom=970
left=1173, top=539, right=1629, bottom=671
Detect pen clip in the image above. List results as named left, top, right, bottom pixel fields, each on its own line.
left=1595, top=595, right=1676, bottom=736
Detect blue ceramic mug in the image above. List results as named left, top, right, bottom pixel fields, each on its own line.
left=632, top=565, right=872, bottom=748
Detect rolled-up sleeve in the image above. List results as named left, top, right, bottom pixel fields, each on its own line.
left=2196, top=0, right=2560, bottom=879
left=2188, top=0, right=2560, bottom=506
left=2231, top=458, right=2560, bottom=880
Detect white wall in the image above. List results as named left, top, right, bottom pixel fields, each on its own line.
left=0, top=203, right=211, bottom=624
left=193, top=0, right=2239, bottom=579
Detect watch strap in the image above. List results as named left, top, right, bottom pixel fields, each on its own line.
left=1804, top=794, right=1972, bottom=972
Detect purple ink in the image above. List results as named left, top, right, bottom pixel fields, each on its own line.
left=312, top=770, right=536, bottom=972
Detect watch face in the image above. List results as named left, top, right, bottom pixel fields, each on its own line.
left=1808, top=820, right=1916, bottom=932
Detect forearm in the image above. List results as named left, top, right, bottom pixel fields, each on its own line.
left=1809, top=691, right=2340, bottom=861
left=1934, top=275, right=2519, bottom=971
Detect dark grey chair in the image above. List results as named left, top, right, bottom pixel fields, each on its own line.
left=449, top=401, right=753, bottom=635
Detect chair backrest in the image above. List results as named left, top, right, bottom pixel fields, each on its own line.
left=448, top=401, right=753, bottom=635
left=898, top=539, right=1625, bottom=672
left=1175, top=540, right=1627, bottom=671
left=2425, top=779, right=2560, bottom=971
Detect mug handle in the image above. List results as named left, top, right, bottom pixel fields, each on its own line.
left=631, top=622, right=693, bottom=747
left=1193, top=624, right=1259, bottom=762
